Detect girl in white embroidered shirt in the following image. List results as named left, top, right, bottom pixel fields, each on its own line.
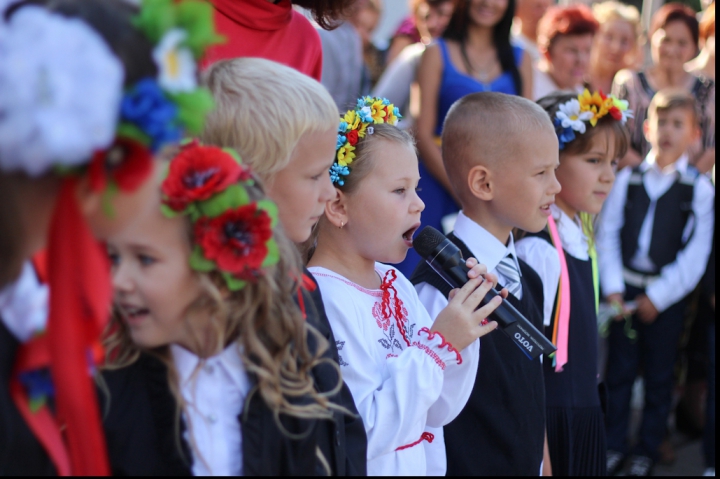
left=307, top=97, right=504, bottom=476
left=103, top=143, right=340, bottom=475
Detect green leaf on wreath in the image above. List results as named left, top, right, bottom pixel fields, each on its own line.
left=29, top=396, right=46, bottom=413
left=222, top=272, right=247, bottom=291
left=169, top=88, right=215, bottom=135
left=189, top=246, right=216, bottom=272
left=222, top=148, right=243, bottom=165
left=197, top=184, right=249, bottom=218
left=176, top=0, right=226, bottom=59
left=132, top=0, right=176, bottom=45
left=262, top=238, right=280, bottom=268
left=117, top=122, right=151, bottom=146
left=160, top=203, right=179, bottom=218
left=256, top=199, right=279, bottom=228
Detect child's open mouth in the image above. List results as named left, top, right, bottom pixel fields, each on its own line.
left=402, top=223, right=421, bottom=247
left=120, top=304, right=150, bottom=323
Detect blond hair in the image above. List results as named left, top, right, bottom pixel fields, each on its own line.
left=593, top=1, right=642, bottom=39
left=648, top=88, right=699, bottom=124
left=201, top=58, right=338, bottom=182
left=103, top=180, right=341, bottom=446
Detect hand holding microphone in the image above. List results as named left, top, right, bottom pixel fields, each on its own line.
left=429, top=257, right=504, bottom=352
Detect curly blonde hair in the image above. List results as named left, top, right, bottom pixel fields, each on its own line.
left=103, top=179, right=341, bottom=438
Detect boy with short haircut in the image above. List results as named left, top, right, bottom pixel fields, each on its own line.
left=411, top=92, right=561, bottom=475
left=598, top=89, right=715, bottom=476
left=201, top=57, right=367, bottom=476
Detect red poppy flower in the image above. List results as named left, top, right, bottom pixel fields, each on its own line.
left=347, top=129, right=359, bottom=146
left=194, top=204, right=272, bottom=278
left=89, top=137, right=153, bottom=192
left=608, top=106, right=622, bottom=121
left=162, top=144, right=248, bottom=212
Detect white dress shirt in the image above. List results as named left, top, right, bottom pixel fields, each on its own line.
left=516, top=204, right=589, bottom=328
left=416, top=211, right=524, bottom=319
left=171, top=343, right=251, bottom=477
left=597, top=153, right=715, bottom=312
left=309, top=263, right=479, bottom=476
left=0, top=261, right=48, bottom=342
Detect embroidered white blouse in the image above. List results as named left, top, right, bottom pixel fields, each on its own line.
left=308, top=263, right=479, bottom=476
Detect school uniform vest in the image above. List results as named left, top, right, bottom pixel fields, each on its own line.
left=0, top=318, right=56, bottom=476
left=620, top=166, right=698, bottom=273
left=410, top=233, right=546, bottom=476
left=101, top=352, right=323, bottom=476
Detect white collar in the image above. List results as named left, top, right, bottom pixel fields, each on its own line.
left=641, top=151, right=689, bottom=176
left=453, top=211, right=522, bottom=275
left=0, top=261, right=48, bottom=343
left=551, top=204, right=589, bottom=260
left=171, top=342, right=247, bottom=391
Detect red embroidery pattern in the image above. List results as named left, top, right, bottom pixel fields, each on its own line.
left=412, top=342, right=446, bottom=370
left=417, top=327, right=463, bottom=365
left=396, top=432, right=435, bottom=451
left=372, top=302, right=390, bottom=331
left=379, top=269, right=411, bottom=346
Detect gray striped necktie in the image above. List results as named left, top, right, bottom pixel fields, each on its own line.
left=496, top=253, right=522, bottom=297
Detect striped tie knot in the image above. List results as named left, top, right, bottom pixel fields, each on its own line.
left=496, top=253, right=522, bottom=297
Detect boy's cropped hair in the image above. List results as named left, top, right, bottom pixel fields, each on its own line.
left=441, top=92, right=552, bottom=202
left=647, top=88, right=699, bottom=125
left=201, top=58, right=338, bottom=180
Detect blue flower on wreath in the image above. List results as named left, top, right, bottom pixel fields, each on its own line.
left=358, top=106, right=373, bottom=123
left=339, top=121, right=348, bottom=134
left=121, top=78, right=182, bottom=152
left=554, top=117, right=576, bottom=150
left=382, top=98, right=390, bottom=106
left=330, top=163, right=350, bottom=186
left=19, top=368, right=54, bottom=411
left=337, top=134, right=347, bottom=150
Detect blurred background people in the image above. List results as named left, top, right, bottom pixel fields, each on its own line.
left=386, top=0, right=455, bottom=64
left=685, top=2, right=715, bottom=81
left=612, top=3, right=715, bottom=171
left=588, top=1, right=642, bottom=95
left=203, top=0, right=353, bottom=80
left=512, top=0, right=552, bottom=63
left=535, top=4, right=599, bottom=100
left=397, top=0, right=533, bottom=276
left=352, top=0, right=385, bottom=88
left=372, top=0, right=455, bottom=126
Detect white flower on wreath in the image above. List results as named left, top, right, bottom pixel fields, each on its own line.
left=556, top=98, right=594, bottom=133
left=0, top=7, right=123, bottom=176
left=153, top=28, right=197, bottom=93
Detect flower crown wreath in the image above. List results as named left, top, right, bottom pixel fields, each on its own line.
left=161, top=142, right=280, bottom=291
left=0, top=0, right=223, bottom=200
left=331, top=96, right=401, bottom=186
left=553, top=89, right=633, bottom=150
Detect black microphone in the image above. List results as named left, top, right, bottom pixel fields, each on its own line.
left=413, top=226, right=556, bottom=360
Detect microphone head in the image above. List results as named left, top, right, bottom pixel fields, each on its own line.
left=413, top=226, right=448, bottom=260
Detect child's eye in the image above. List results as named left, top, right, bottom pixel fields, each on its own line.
left=311, top=172, right=326, bottom=181
left=138, top=254, right=156, bottom=266
left=108, top=252, right=120, bottom=267
left=394, top=188, right=406, bottom=194
left=587, top=158, right=601, bottom=164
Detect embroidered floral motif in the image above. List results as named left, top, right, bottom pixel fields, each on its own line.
left=336, top=340, right=349, bottom=367
left=396, top=432, right=435, bottom=451
left=372, top=269, right=416, bottom=356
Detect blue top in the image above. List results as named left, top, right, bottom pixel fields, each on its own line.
left=435, top=39, right=524, bottom=135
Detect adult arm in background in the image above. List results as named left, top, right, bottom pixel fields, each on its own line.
left=415, top=43, right=456, bottom=197
left=387, top=35, right=415, bottom=66
left=612, top=70, right=643, bottom=170
left=520, top=50, right=534, bottom=100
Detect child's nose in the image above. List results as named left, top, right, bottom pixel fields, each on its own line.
left=112, top=262, right=134, bottom=294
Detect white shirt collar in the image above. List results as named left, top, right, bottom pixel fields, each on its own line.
left=453, top=211, right=522, bottom=275
left=642, top=151, right=690, bottom=176
left=0, top=261, right=48, bottom=343
left=551, top=204, right=589, bottom=260
left=171, top=342, right=248, bottom=391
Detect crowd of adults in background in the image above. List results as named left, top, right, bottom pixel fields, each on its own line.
left=312, top=0, right=715, bottom=475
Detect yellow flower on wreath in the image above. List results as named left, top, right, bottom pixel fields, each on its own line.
left=370, top=99, right=388, bottom=123
left=337, top=144, right=356, bottom=166
left=343, top=110, right=361, bottom=130
left=578, top=89, right=613, bottom=126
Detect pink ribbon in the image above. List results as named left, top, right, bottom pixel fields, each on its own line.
left=547, top=216, right=571, bottom=372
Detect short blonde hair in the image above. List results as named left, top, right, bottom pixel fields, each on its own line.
left=201, top=58, right=338, bottom=181
left=592, top=1, right=642, bottom=39
left=648, top=88, right=699, bottom=124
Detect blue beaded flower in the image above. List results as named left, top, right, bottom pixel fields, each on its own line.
left=329, top=164, right=350, bottom=186
left=121, top=78, right=182, bottom=152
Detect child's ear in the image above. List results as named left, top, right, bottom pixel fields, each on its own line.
left=74, top=175, right=102, bottom=218
left=324, top=189, right=348, bottom=228
left=642, top=119, right=651, bottom=143
left=467, top=165, right=494, bottom=201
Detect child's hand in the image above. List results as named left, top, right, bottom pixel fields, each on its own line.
left=606, top=293, right=626, bottom=321
left=431, top=276, right=501, bottom=352
left=635, top=294, right=659, bottom=324
left=465, top=257, right=510, bottom=300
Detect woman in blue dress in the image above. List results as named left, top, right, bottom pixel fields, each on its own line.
left=396, top=0, right=533, bottom=276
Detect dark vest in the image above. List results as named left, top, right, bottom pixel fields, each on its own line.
left=410, top=233, right=546, bottom=476
left=620, top=166, right=697, bottom=273
left=0, top=318, right=56, bottom=476
left=529, top=230, right=601, bottom=409
left=101, top=353, right=323, bottom=476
